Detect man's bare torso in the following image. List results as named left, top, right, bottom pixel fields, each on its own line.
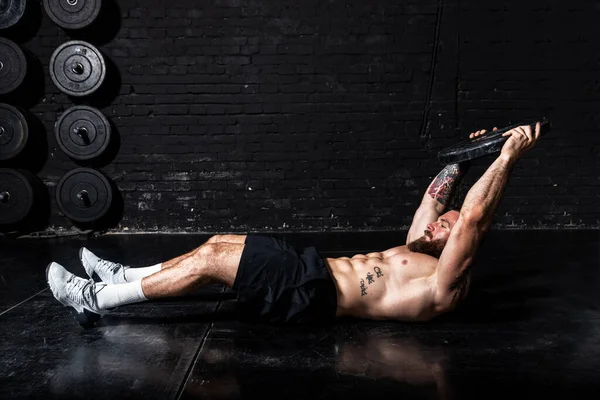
left=324, top=245, right=469, bottom=322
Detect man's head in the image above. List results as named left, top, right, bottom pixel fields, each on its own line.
left=407, top=210, right=460, bottom=258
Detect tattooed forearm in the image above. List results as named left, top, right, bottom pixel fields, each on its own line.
left=427, top=163, right=465, bottom=206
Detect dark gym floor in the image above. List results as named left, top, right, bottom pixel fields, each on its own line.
left=1, top=230, right=599, bottom=399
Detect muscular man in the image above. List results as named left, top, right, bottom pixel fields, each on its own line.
left=46, top=123, right=542, bottom=326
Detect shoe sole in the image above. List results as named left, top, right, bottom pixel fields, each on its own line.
left=46, top=262, right=102, bottom=328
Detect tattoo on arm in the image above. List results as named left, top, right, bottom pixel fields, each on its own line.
left=450, top=265, right=472, bottom=302
left=427, top=164, right=465, bottom=206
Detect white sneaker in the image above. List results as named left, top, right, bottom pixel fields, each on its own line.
left=46, top=262, right=107, bottom=327
left=80, top=247, right=128, bottom=284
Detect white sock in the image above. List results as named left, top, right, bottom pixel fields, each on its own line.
left=96, top=280, right=148, bottom=310
left=123, top=263, right=162, bottom=282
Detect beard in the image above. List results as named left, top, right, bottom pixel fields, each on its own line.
left=407, top=235, right=446, bottom=258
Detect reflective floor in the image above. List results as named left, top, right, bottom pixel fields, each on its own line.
left=1, top=230, right=599, bottom=399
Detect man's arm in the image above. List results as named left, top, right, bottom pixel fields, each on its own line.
left=406, top=126, right=496, bottom=245
left=434, top=123, right=542, bottom=305
left=406, top=163, right=468, bottom=244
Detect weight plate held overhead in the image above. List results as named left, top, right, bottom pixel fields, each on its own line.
left=50, top=40, right=106, bottom=97
left=437, top=118, right=551, bottom=165
left=0, top=0, right=26, bottom=30
left=55, top=105, right=111, bottom=160
left=0, top=168, right=34, bottom=225
left=0, top=103, right=28, bottom=161
left=0, top=37, right=26, bottom=94
left=56, top=168, right=113, bottom=223
left=44, top=0, right=102, bottom=30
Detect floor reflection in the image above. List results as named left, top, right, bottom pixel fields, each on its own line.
left=184, top=323, right=452, bottom=399
left=335, top=331, right=450, bottom=398
left=44, top=312, right=217, bottom=398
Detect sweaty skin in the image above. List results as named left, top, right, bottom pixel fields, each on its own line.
left=325, top=212, right=463, bottom=322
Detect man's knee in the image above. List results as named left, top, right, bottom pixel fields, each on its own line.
left=207, top=235, right=224, bottom=244
left=189, top=243, right=220, bottom=276
left=207, top=234, right=245, bottom=244
left=194, top=243, right=221, bottom=260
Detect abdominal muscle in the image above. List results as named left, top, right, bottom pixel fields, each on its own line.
left=324, top=247, right=440, bottom=322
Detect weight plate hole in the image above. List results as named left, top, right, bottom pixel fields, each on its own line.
left=71, top=62, right=85, bottom=75
left=0, top=191, right=10, bottom=203
left=77, top=190, right=91, bottom=207
left=74, top=126, right=90, bottom=144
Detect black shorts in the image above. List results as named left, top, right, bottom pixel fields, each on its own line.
left=232, top=234, right=338, bottom=325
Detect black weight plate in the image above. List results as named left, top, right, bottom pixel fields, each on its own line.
left=0, top=168, right=34, bottom=225
left=0, top=37, right=26, bottom=94
left=43, top=0, right=101, bottom=30
left=0, top=103, right=28, bottom=160
left=50, top=40, right=105, bottom=96
left=56, top=168, right=113, bottom=223
left=0, top=0, right=26, bottom=29
left=437, top=118, right=551, bottom=165
left=55, top=105, right=111, bottom=160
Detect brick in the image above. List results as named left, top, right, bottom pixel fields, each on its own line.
left=29, top=0, right=600, bottom=231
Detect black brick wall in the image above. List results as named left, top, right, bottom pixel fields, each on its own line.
left=2, top=0, right=599, bottom=233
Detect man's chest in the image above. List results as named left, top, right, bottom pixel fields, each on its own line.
left=383, top=252, right=438, bottom=283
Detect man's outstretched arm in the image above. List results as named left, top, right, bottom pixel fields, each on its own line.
left=406, top=163, right=468, bottom=244
left=434, top=122, right=542, bottom=305
left=406, top=127, right=497, bottom=244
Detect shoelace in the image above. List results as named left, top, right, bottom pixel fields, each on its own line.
left=66, top=275, right=100, bottom=310
left=98, top=259, right=124, bottom=275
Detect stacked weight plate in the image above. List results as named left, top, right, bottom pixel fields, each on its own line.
left=0, top=0, right=119, bottom=231
left=0, top=0, right=27, bottom=30
left=0, top=103, right=28, bottom=161
left=55, top=167, right=113, bottom=224
left=0, top=2, right=45, bottom=232
left=0, top=168, right=34, bottom=226
left=45, top=1, right=118, bottom=228
left=50, top=40, right=106, bottom=97
left=55, top=105, right=111, bottom=161
left=0, top=37, right=26, bottom=95
left=0, top=168, right=46, bottom=230
left=44, top=0, right=102, bottom=30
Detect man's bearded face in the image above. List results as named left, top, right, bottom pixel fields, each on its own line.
left=407, top=210, right=460, bottom=258
left=407, top=235, right=446, bottom=258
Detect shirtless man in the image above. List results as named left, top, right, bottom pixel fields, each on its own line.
left=46, top=122, right=542, bottom=326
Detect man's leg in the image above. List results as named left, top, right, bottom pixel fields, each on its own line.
left=160, top=235, right=247, bottom=270
left=81, top=235, right=247, bottom=283
left=141, top=240, right=244, bottom=298
left=47, top=238, right=247, bottom=324
left=91, top=240, right=244, bottom=309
